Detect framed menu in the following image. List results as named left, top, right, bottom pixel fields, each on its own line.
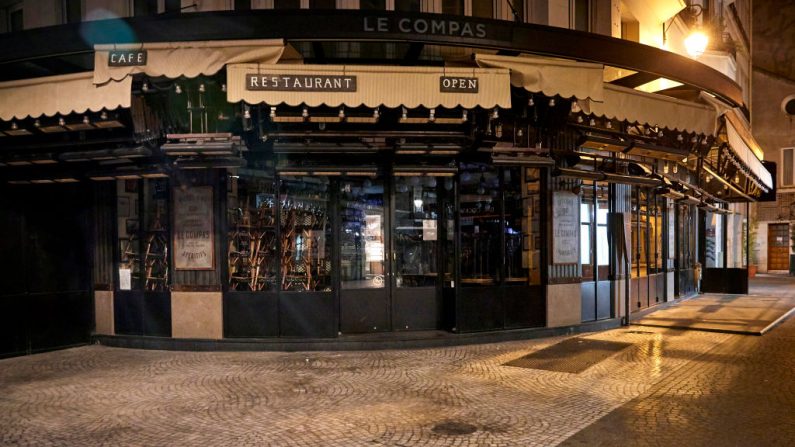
left=173, top=186, right=215, bottom=270
left=552, top=191, right=579, bottom=264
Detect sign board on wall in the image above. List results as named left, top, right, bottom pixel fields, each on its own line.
left=552, top=191, right=579, bottom=264
left=108, top=50, right=147, bottom=66
left=173, top=186, right=215, bottom=270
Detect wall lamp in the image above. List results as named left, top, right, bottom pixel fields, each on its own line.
left=663, top=3, right=709, bottom=58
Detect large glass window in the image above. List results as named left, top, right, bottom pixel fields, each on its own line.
left=394, top=175, right=438, bottom=287
left=504, top=168, right=528, bottom=283
left=279, top=176, right=332, bottom=291
left=524, top=168, right=542, bottom=285
left=340, top=177, right=385, bottom=289
left=678, top=204, right=696, bottom=270
left=459, top=164, right=501, bottom=285
left=631, top=187, right=649, bottom=278
left=227, top=173, right=277, bottom=291
left=705, top=211, right=724, bottom=268
left=117, top=179, right=170, bottom=291
left=580, top=182, right=609, bottom=280
left=573, top=0, right=590, bottom=31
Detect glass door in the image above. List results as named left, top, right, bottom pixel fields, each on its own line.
left=338, top=175, right=389, bottom=333
left=391, top=173, right=449, bottom=331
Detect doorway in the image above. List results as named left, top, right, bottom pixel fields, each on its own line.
left=338, top=171, right=454, bottom=333
left=767, top=223, right=790, bottom=271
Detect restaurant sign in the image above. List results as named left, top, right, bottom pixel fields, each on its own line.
left=440, top=76, right=478, bottom=93
left=108, top=50, right=147, bottom=66
left=245, top=74, right=357, bottom=92
left=173, top=186, right=215, bottom=270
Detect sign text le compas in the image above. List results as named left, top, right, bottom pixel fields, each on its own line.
left=364, top=16, right=487, bottom=38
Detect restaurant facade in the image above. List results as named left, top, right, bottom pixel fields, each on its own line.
left=0, top=3, right=774, bottom=355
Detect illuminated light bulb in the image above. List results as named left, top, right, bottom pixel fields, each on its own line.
left=34, top=119, right=40, bottom=128
left=83, top=115, right=90, bottom=125
left=571, top=102, right=580, bottom=113
left=461, top=110, right=467, bottom=120
left=269, top=106, right=276, bottom=120
left=339, top=107, right=345, bottom=119
left=673, top=163, right=678, bottom=174
left=492, top=108, right=499, bottom=119
left=663, top=162, right=669, bottom=174
left=577, top=116, right=584, bottom=123
left=174, top=84, right=182, bottom=94
left=549, top=98, right=556, bottom=107
left=401, top=107, right=407, bottom=120
left=302, top=107, right=308, bottom=118
left=495, top=122, right=503, bottom=138
left=684, top=30, right=709, bottom=58
left=58, top=117, right=65, bottom=126
left=11, top=121, right=17, bottom=130
left=589, top=118, right=596, bottom=126
left=528, top=96, right=534, bottom=107
left=141, top=82, right=149, bottom=92
left=243, top=106, right=251, bottom=119
left=429, top=108, right=435, bottom=122
left=100, top=111, right=108, bottom=120
left=606, top=121, right=613, bottom=129
left=198, top=83, right=205, bottom=93
left=221, top=84, right=227, bottom=92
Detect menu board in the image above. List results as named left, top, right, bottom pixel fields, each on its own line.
left=173, top=186, right=214, bottom=270
left=552, top=191, right=579, bottom=264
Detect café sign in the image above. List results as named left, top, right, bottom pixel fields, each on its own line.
left=108, top=50, right=147, bottom=67
left=245, top=74, right=357, bottom=92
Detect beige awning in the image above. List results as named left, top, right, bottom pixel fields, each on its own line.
left=0, top=72, right=131, bottom=121
left=93, top=39, right=298, bottom=85
left=587, top=84, right=716, bottom=135
left=474, top=53, right=604, bottom=101
left=227, top=64, right=511, bottom=109
left=724, top=108, right=773, bottom=190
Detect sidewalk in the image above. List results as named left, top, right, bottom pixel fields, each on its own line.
left=1, top=276, right=793, bottom=446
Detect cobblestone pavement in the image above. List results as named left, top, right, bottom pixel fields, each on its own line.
left=1, top=276, right=794, bottom=446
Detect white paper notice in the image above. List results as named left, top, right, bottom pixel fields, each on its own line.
left=422, top=219, right=438, bottom=241
left=119, top=268, right=131, bottom=290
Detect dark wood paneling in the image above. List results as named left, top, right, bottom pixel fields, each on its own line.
left=0, top=294, right=28, bottom=357
left=224, top=291, right=279, bottom=337
left=30, top=292, right=92, bottom=351
left=340, top=288, right=389, bottom=334
left=142, top=291, right=171, bottom=337
left=93, top=182, right=115, bottom=287
left=503, top=285, right=545, bottom=329
left=457, top=286, right=504, bottom=332
left=114, top=290, right=143, bottom=335
left=279, top=291, right=337, bottom=337
left=702, top=268, right=748, bottom=294
left=393, top=287, right=438, bottom=331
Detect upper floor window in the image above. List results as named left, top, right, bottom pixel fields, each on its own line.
left=62, top=0, right=81, bottom=23
left=360, top=0, right=386, bottom=9
left=274, top=0, right=301, bottom=8
left=395, top=0, right=420, bottom=11
left=234, top=0, right=252, bottom=10
left=6, top=2, right=23, bottom=32
left=783, top=148, right=794, bottom=187
left=133, top=0, right=158, bottom=16
left=309, top=0, right=336, bottom=8
left=164, top=0, right=181, bottom=13
left=572, top=0, right=590, bottom=31
left=471, top=1, right=493, bottom=18
left=442, top=0, right=464, bottom=15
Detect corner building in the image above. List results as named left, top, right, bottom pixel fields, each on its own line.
left=0, top=0, right=774, bottom=355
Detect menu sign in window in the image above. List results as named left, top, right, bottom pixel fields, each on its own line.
left=553, top=191, right=579, bottom=264
left=174, top=186, right=214, bottom=270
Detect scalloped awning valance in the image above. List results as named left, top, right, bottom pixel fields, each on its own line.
left=474, top=53, right=604, bottom=102
left=93, top=39, right=297, bottom=85
left=0, top=71, right=131, bottom=121
left=227, top=63, right=511, bottom=109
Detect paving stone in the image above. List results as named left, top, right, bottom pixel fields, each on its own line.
left=0, top=276, right=793, bottom=446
